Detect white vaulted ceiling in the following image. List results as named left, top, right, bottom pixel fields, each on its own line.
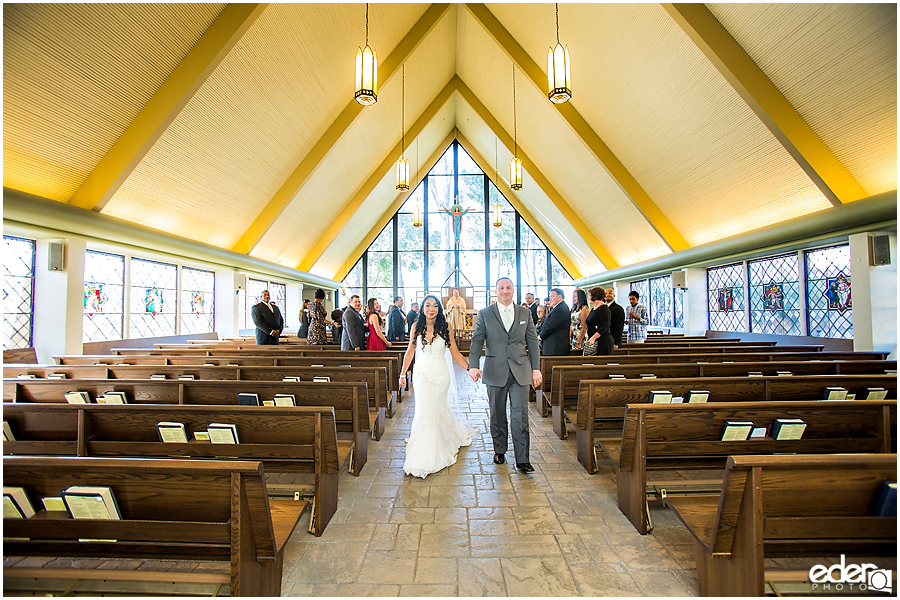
left=3, top=3, right=896, bottom=281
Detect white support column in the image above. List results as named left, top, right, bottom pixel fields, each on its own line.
left=683, top=267, right=708, bottom=336
left=33, top=238, right=86, bottom=362
left=214, top=270, right=239, bottom=338
left=286, top=283, right=302, bottom=331
left=849, top=232, right=897, bottom=358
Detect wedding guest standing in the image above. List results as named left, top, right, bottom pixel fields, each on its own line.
left=584, top=287, right=615, bottom=356
left=387, top=296, right=406, bottom=343
left=330, top=308, right=344, bottom=346
left=406, top=302, right=419, bottom=337
left=570, top=288, right=589, bottom=350
left=365, top=298, right=392, bottom=350
left=297, top=298, right=311, bottom=338
left=538, top=288, right=570, bottom=356
left=341, top=295, right=366, bottom=351
left=626, top=291, right=649, bottom=343
left=306, top=289, right=329, bottom=345
left=606, top=288, right=626, bottom=349
left=251, top=290, right=283, bottom=345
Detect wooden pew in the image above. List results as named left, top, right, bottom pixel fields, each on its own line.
left=4, top=347, right=37, bottom=363
left=618, top=343, right=816, bottom=355
left=2, top=456, right=306, bottom=595
left=3, top=403, right=344, bottom=534
left=5, top=363, right=391, bottom=441
left=602, top=400, right=895, bottom=534
left=534, top=351, right=891, bottom=419
left=3, top=379, right=369, bottom=476
left=663, top=453, right=897, bottom=596
left=54, top=355, right=169, bottom=366
left=575, top=374, right=898, bottom=472
left=548, top=360, right=896, bottom=439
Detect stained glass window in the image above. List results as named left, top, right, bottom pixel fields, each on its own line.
left=181, top=266, right=215, bottom=335
left=749, top=253, right=800, bottom=335
left=129, top=258, right=177, bottom=338
left=628, top=279, right=649, bottom=311
left=649, top=275, right=672, bottom=327
left=343, top=140, right=572, bottom=307
left=805, top=244, right=853, bottom=339
left=3, top=236, right=36, bottom=349
left=83, top=250, right=125, bottom=342
left=269, top=282, right=286, bottom=317
left=674, top=288, right=684, bottom=328
left=708, top=263, right=745, bottom=331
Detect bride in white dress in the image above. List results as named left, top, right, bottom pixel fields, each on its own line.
left=399, top=295, right=475, bottom=478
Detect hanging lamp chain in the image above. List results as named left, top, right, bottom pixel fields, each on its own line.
left=556, top=3, right=560, bottom=43
left=365, top=3, right=369, bottom=46
left=401, top=65, right=405, bottom=154
left=512, top=64, right=517, bottom=156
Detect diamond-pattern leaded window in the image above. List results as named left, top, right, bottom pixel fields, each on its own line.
left=270, top=282, right=286, bottom=318
left=129, top=258, right=177, bottom=338
left=83, top=250, right=125, bottom=342
left=629, top=279, right=649, bottom=312
left=649, top=275, right=672, bottom=327
left=749, top=253, right=800, bottom=335
left=674, top=288, right=684, bottom=328
left=3, top=236, right=36, bottom=349
left=181, top=266, right=215, bottom=335
left=708, top=263, right=745, bottom=332
left=805, top=244, right=853, bottom=339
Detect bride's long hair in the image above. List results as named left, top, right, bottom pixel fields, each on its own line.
left=414, top=295, right=451, bottom=348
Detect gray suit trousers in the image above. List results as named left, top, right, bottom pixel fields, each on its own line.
left=487, top=371, right=530, bottom=463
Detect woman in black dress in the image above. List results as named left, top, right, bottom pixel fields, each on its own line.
left=298, top=298, right=311, bottom=338
left=330, top=308, right=344, bottom=345
left=583, top=287, right=615, bottom=356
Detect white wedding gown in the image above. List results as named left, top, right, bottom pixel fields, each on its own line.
left=404, top=336, right=475, bottom=478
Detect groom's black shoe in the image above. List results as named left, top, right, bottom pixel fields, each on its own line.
left=493, top=453, right=506, bottom=465
left=516, top=462, right=535, bottom=473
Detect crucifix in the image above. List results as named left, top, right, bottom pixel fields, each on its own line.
left=440, top=196, right=470, bottom=248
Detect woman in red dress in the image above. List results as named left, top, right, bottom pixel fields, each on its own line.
left=365, top=298, right=392, bottom=351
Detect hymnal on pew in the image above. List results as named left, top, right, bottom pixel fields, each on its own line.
left=3, top=487, right=35, bottom=518
left=208, top=423, right=239, bottom=444
left=649, top=390, right=672, bottom=404
left=822, top=386, right=848, bottom=400
left=686, top=390, right=709, bottom=403
left=776, top=371, right=793, bottom=376
left=47, top=373, right=67, bottom=379
left=747, top=371, right=763, bottom=377
left=237, top=393, right=260, bottom=406
left=62, top=486, right=121, bottom=520
left=609, top=374, right=625, bottom=379
left=865, top=387, right=888, bottom=400
left=282, top=376, right=301, bottom=382
left=720, top=421, right=754, bottom=441
left=771, top=418, right=807, bottom=440
left=178, top=374, right=195, bottom=381
left=3, top=420, right=15, bottom=441
left=274, top=394, right=296, bottom=407
left=312, top=376, right=331, bottom=382
left=871, top=482, right=897, bottom=517
left=639, top=374, right=656, bottom=379
left=16, top=374, right=36, bottom=379
left=157, top=422, right=189, bottom=443
left=64, top=391, right=91, bottom=404
left=149, top=374, right=167, bottom=380
left=97, top=391, right=127, bottom=404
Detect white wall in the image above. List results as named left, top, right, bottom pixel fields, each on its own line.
left=849, top=232, right=897, bottom=358
left=32, top=239, right=86, bottom=362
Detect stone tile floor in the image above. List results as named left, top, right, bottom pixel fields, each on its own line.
left=281, top=364, right=701, bottom=597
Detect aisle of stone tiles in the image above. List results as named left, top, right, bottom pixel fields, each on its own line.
left=281, top=363, right=699, bottom=597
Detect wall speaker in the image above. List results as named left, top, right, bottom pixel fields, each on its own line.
left=868, top=234, right=891, bottom=266
left=48, top=242, right=65, bottom=271
left=672, top=271, right=686, bottom=288
left=234, top=274, right=247, bottom=290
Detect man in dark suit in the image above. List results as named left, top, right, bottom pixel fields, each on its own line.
left=406, top=302, right=419, bottom=336
left=250, top=290, right=283, bottom=345
left=606, top=288, right=626, bottom=349
left=523, top=293, right=539, bottom=324
left=341, top=295, right=366, bottom=351
left=386, top=296, right=406, bottom=342
left=538, top=287, right=570, bottom=356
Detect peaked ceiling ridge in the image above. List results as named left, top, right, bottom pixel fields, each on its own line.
left=463, top=2, right=689, bottom=253
left=231, top=3, right=451, bottom=256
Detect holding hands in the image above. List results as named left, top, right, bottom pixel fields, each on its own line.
left=468, top=368, right=482, bottom=382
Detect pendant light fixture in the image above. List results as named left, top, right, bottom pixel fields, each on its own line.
left=355, top=3, right=377, bottom=106
left=492, top=138, right=503, bottom=227
left=547, top=3, right=571, bottom=104
left=510, top=64, right=523, bottom=191
left=396, top=65, right=410, bottom=190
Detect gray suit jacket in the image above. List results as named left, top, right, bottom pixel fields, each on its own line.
left=341, top=306, right=366, bottom=351
left=468, top=303, right=541, bottom=387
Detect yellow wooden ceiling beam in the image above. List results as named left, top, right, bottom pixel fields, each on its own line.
left=455, top=133, right=583, bottom=280
left=68, top=3, right=268, bottom=212
left=298, top=75, right=458, bottom=273
left=456, top=78, right=619, bottom=270
left=232, top=3, right=451, bottom=255
left=464, top=3, right=688, bottom=253
left=333, top=130, right=457, bottom=282
left=663, top=3, right=868, bottom=206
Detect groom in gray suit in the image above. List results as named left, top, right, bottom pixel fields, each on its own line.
left=468, top=277, right=542, bottom=472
